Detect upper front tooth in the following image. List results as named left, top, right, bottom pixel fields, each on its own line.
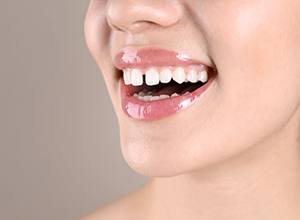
left=173, top=67, right=186, bottom=84
left=198, top=70, right=208, bottom=83
left=123, top=69, right=131, bottom=85
left=160, top=67, right=172, bottom=83
left=145, top=68, right=160, bottom=86
left=187, top=69, right=198, bottom=83
left=126, top=66, right=208, bottom=86
left=131, top=69, right=143, bottom=86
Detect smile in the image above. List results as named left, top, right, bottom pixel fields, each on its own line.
left=114, top=47, right=217, bottom=120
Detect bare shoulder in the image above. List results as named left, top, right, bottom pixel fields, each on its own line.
left=80, top=182, right=151, bottom=220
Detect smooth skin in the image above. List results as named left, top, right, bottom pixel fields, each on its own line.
left=83, top=0, right=300, bottom=219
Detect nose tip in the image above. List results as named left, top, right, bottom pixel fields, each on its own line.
left=106, top=0, right=183, bottom=33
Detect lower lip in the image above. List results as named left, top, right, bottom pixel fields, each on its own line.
left=120, top=76, right=216, bottom=121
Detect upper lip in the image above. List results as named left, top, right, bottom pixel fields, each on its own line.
left=113, top=46, right=212, bottom=70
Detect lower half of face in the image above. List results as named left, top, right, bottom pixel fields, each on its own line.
left=85, top=0, right=300, bottom=177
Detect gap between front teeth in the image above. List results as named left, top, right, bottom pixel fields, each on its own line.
left=123, top=66, right=208, bottom=86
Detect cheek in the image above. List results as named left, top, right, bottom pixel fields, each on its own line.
left=204, top=0, right=300, bottom=81
left=196, top=1, right=300, bottom=150
left=85, top=2, right=123, bottom=108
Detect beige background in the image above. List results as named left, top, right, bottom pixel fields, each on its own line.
left=0, top=1, right=148, bottom=219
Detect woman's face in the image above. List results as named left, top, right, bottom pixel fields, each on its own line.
left=85, top=0, right=300, bottom=176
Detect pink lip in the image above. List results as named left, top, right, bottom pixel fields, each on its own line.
left=115, top=46, right=215, bottom=120
left=120, top=74, right=215, bottom=120
left=114, top=46, right=211, bottom=70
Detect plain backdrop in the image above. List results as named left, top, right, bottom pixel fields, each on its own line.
left=0, top=1, right=148, bottom=219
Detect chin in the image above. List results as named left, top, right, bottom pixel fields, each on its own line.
left=119, top=128, right=225, bottom=178
left=121, top=144, right=187, bottom=178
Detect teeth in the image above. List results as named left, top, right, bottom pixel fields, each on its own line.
left=145, top=68, right=160, bottom=86
left=123, top=69, right=131, bottom=85
left=138, top=91, right=145, bottom=96
left=159, top=67, right=172, bottom=83
left=187, top=69, right=198, bottom=83
left=159, top=94, right=170, bottom=100
left=143, top=95, right=152, bottom=101
left=150, top=96, right=160, bottom=101
left=172, top=67, right=186, bottom=84
left=198, top=70, right=208, bottom=83
left=131, top=69, right=143, bottom=86
left=133, top=93, right=177, bottom=101
left=123, top=66, right=209, bottom=86
left=146, top=91, right=153, bottom=95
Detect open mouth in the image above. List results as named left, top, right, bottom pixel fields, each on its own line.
left=121, top=65, right=215, bottom=101
left=114, top=46, right=216, bottom=120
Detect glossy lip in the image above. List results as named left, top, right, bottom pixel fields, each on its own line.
left=114, top=46, right=216, bottom=120
left=120, top=73, right=216, bottom=120
left=114, top=46, right=213, bottom=70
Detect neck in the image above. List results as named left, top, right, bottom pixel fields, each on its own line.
left=148, top=113, right=300, bottom=220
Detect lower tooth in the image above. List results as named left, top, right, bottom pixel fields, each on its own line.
left=143, top=96, right=152, bottom=101
left=134, top=94, right=174, bottom=101
left=138, top=91, right=145, bottom=96
left=150, top=96, right=160, bottom=101
left=159, top=94, right=169, bottom=100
